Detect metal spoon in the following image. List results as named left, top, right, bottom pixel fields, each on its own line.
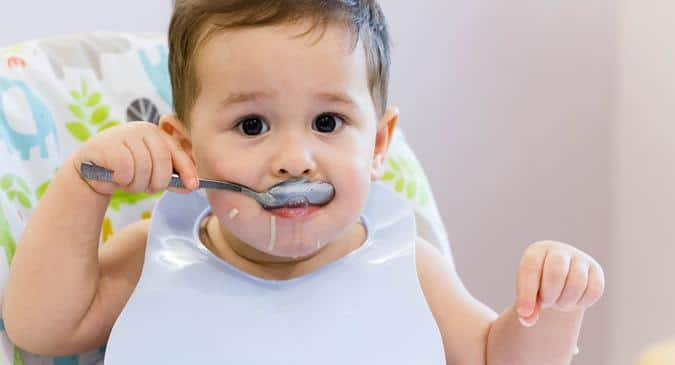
left=79, top=162, right=335, bottom=209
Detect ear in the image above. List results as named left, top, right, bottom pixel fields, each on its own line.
left=158, top=114, right=194, bottom=161
left=371, top=107, right=399, bottom=180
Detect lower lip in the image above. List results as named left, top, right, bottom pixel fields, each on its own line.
left=268, top=205, right=321, bottom=219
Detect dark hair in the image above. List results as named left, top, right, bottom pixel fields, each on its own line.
left=169, top=0, right=391, bottom=125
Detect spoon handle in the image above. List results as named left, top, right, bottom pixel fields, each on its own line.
left=79, top=162, right=245, bottom=193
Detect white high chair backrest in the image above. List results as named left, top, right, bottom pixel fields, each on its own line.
left=0, top=32, right=451, bottom=364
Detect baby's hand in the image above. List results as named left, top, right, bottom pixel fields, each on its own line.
left=71, top=122, right=199, bottom=196
left=515, top=241, right=605, bottom=327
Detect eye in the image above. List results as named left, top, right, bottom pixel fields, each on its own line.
left=236, top=116, right=270, bottom=136
left=312, top=113, right=344, bottom=133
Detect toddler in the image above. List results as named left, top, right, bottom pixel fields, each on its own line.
left=3, top=1, right=605, bottom=364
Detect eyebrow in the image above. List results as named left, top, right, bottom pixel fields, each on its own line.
left=315, top=91, right=357, bottom=106
left=221, top=91, right=273, bottom=107
left=220, top=90, right=357, bottom=108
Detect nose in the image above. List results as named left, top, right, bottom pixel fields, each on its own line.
left=271, top=135, right=317, bottom=179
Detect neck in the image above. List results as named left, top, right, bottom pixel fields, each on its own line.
left=200, top=214, right=366, bottom=279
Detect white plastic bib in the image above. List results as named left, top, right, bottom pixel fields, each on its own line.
left=105, top=182, right=446, bottom=364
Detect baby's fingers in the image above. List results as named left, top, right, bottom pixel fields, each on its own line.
left=519, top=301, right=541, bottom=328
left=124, top=136, right=153, bottom=193
left=576, top=262, right=605, bottom=308
left=539, top=251, right=572, bottom=309
left=75, top=144, right=134, bottom=195
left=159, top=132, right=198, bottom=192
left=142, top=131, right=174, bottom=193
left=516, top=246, right=546, bottom=319
left=556, top=256, right=590, bottom=310
left=107, top=143, right=135, bottom=188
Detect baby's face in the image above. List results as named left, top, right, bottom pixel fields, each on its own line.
left=183, top=22, right=392, bottom=259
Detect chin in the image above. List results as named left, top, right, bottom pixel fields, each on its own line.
left=256, top=235, right=325, bottom=259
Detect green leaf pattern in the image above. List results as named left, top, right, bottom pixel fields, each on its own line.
left=0, top=37, right=181, bottom=365
left=13, top=346, right=24, bottom=365
left=0, top=204, right=17, bottom=265
left=109, top=190, right=160, bottom=211
left=35, top=181, right=49, bottom=200
left=382, top=154, right=431, bottom=206
left=66, top=78, right=121, bottom=142
left=0, top=175, right=33, bottom=209
left=0, top=205, right=25, bottom=365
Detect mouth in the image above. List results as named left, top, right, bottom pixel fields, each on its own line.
left=267, top=200, right=322, bottom=219
left=264, top=178, right=335, bottom=208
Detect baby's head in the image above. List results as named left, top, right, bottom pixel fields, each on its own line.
left=160, top=0, right=399, bottom=260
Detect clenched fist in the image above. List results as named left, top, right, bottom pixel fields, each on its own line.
left=516, top=240, right=605, bottom=327
left=71, top=122, right=199, bottom=195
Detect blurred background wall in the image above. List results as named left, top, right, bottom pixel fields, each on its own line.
left=382, top=2, right=613, bottom=364
left=2, top=1, right=674, bottom=364
left=612, top=0, right=675, bottom=364
left=0, top=0, right=171, bottom=44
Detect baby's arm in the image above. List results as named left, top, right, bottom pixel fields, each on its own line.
left=417, top=238, right=604, bottom=365
left=2, top=122, right=197, bottom=356
left=416, top=238, right=495, bottom=364
left=3, top=155, right=144, bottom=355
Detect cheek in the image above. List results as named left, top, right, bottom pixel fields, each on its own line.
left=192, top=135, right=222, bottom=177
left=206, top=191, right=253, bottom=219
left=320, top=136, right=374, bottom=207
left=206, top=191, right=270, bottom=241
left=325, top=142, right=373, bottom=187
left=198, top=153, right=230, bottom=179
left=327, top=159, right=371, bottom=219
left=194, top=141, right=257, bottom=182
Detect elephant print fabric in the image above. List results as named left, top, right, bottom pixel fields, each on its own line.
left=0, top=33, right=173, bottom=365
left=0, top=77, right=59, bottom=160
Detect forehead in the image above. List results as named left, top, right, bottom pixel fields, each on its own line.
left=194, top=22, right=371, bottom=97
